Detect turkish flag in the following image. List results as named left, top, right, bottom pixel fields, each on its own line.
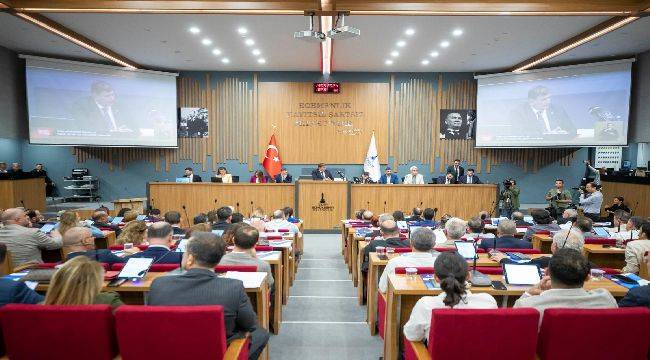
left=262, top=134, right=283, bottom=178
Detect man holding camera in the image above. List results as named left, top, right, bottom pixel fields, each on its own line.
left=545, top=179, right=573, bottom=219
left=499, top=179, right=520, bottom=219
left=579, top=182, right=603, bottom=222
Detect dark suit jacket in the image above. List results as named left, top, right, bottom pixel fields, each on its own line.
left=67, top=249, right=127, bottom=264
left=172, top=226, right=186, bottom=236
left=72, top=97, right=130, bottom=134
left=212, top=221, right=231, bottom=231
left=362, top=237, right=410, bottom=272
left=437, top=176, right=456, bottom=184
left=510, top=103, right=576, bottom=138
left=479, top=236, right=533, bottom=251
left=148, top=268, right=258, bottom=341
left=129, top=246, right=182, bottom=264
left=458, top=175, right=482, bottom=184
left=500, top=256, right=551, bottom=269
left=274, top=174, right=293, bottom=183
left=0, top=279, right=44, bottom=307
left=619, top=285, right=650, bottom=308
left=311, top=169, right=334, bottom=181
left=515, top=220, right=533, bottom=227
left=379, top=174, right=400, bottom=184
left=445, top=165, right=464, bottom=180
left=185, top=174, right=202, bottom=182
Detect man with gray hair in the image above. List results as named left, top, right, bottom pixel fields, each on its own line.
left=437, top=217, right=467, bottom=247
left=403, top=166, right=424, bottom=184
left=64, top=226, right=130, bottom=264
left=491, top=229, right=584, bottom=269
left=379, top=228, right=438, bottom=293
left=265, top=209, right=300, bottom=235
left=479, top=219, right=532, bottom=251
left=362, top=219, right=409, bottom=272
left=559, top=208, right=578, bottom=228
left=362, top=210, right=374, bottom=221
left=378, top=213, right=395, bottom=224
left=0, top=207, right=62, bottom=265
left=511, top=211, right=532, bottom=227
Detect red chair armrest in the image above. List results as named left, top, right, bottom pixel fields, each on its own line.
left=223, top=337, right=250, bottom=360
left=403, top=338, right=431, bottom=360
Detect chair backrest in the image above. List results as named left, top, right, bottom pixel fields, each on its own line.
left=474, top=266, right=503, bottom=275
left=110, top=263, right=179, bottom=272
left=538, top=308, right=650, bottom=360
left=255, top=246, right=274, bottom=252
left=428, top=308, right=539, bottom=360
left=1, top=248, right=13, bottom=275
left=115, top=305, right=232, bottom=360
left=393, top=247, right=412, bottom=253
left=534, top=230, right=551, bottom=235
left=0, top=304, right=117, bottom=360
left=584, top=237, right=616, bottom=245
left=498, top=248, right=542, bottom=254
left=40, top=262, right=111, bottom=271
left=598, top=267, right=621, bottom=275
left=395, top=267, right=434, bottom=274
left=214, top=265, right=258, bottom=273
left=108, top=244, right=149, bottom=251
left=433, top=247, right=456, bottom=252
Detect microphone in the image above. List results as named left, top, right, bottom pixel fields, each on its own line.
left=383, top=201, right=387, bottom=213
left=236, top=202, right=240, bottom=212
left=250, top=201, right=254, bottom=217
left=150, top=198, right=155, bottom=211
left=433, top=207, right=439, bottom=222
left=561, top=220, right=575, bottom=248
left=214, top=198, right=218, bottom=207
left=182, top=205, right=190, bottom=228
left=129, top=199, right=133, bottom=209
left=631, top=201, right=639, bottom=215
left=20, top=200, right=25, bottom=209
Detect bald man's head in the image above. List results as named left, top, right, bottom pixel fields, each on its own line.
left=380, top=219, right=399, bottom=237
left=147, top=221, right=172, bottom=245
left=1, top=208, right=29, bottom=227
left=63, top=227, right=93, bottom=248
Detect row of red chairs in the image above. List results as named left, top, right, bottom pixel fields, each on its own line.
left=38, top=263, right=258, bottom=274
left=404, top=307, right=650, bottom=360
left=390, top=247, right=542, bottom=254
left=0, top=304, right=249, bottom=360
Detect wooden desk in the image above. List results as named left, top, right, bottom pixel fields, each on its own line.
left=357, top=241, right=368, bottom=305
left=268, top=238, right=294, bottom=305
left=113, top=198, right=147, bottom=215
left=532, top=234, right=553, bottom=254
left=94, top=231, right=116, bottom=250
left=297, top=180, right=349, bottom=230
left=260, top=251, right=282, bottom=335
left=583, top=244, right=626, bottom=269
left=383, top=273, right=628, bottom=360
left=0, top=178, right=46, bottom=211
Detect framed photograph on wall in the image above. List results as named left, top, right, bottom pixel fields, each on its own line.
left=439, top=109, right=476, bottom=140
left=178, top=107, right=209, bottom=138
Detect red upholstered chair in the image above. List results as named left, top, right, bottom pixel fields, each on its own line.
left=535, top=230, right=551, bottom=235
left=108, top=244, right=149, bottom=251
left=115, top=305, right=249, bottom=360
left=474, top=266, right=503, bottom=275
left=537, top=308, right=650, bottom=360
left=598, top=267, right=621, bottom=274
left=110, top=263, right=179, bottom=272
left=215, top=265, right=258, bottom=273
left=265, top=235, right=283, bottom=240
left=0, top=304, right=117, bottom=360
left=404, top=308, right=540, bottom=360
left=255, top=246, right=274, bottom=252
left=38, top=262, right=110, bottom=271
left=395, top=267, right=435, bottom=274
left=433, top=247, right=456, bottom=252
left=377, top=290, right=387, bottom=340
left=394, top=248, right=413, bottom=253
left=497, top=248, right=542, bottom=254
left=584, top=237, right=617, bottom=246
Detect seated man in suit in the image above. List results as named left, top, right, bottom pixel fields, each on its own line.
left=274, top=168, right=293, bottom=183
left=403, top=166, right=424, bottom=184
left=511, top=211, right=533, bottom=227
left=148, top=232, right=269, bottom=360
left=458, top=168, right=482, bottom=184
left=212, top=207, right=233, bottom=231
left=361, top=220, right=409, bottom=272
left=129, top=222, right=182, bottom=264
left=92, top=210, right=122, bottom=236
left=311, top=163, right=334, bottom=181
left=514, top=248, right=617, bottom=323
left=407, top=207, right=423, bottom=222
left=575, top=217, right=598, bottom=238
left=436, top=172, right=456, bottom=184
left=437, top=217, right=466, bottom=247
left=445, top=159, right=464, bottom=182
left=622, top=223, right=650, bottom=274
left=463, top=217, right=495, bottom=242
left=183, top=167, right=202, bottom=182
left=0, top=208, right=62, bottom=266
left=64, top=227, right=130, bottom=264
left=218, top=225, right=274, bottom=289
left=379, top=167, right=400, bottom=184
left=411, top=208, right=437, bottom=228
left=265, top=210, right=300, bottom=235
left=491, top=229, right=584, bottom=269
left=164, top=211, right=186, bottom=236
left=0, top=243, right=44, bottom=306
left=479, top=220, right=532, bottom=251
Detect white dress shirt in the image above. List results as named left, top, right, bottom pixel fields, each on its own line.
left=532, top=106, right=552, bottom=132
left=378, top=252, right=438, bottom=293
left=404, top=290, right=498, bottom=341
left=622, top=239, right=650, bottom=274
left=514, top=288, right=617, bottom=325
left=265, top=218, right=300, bottom=235
left=466, top=176, right=474, bottom=184
left=96, top=102, right=118, bottom=131
left=404, top=174, right=424, bottom=185
left=579, top=191, right=603, bottom=215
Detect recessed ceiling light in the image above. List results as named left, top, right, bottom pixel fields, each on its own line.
left=421, top=59, right=430, bottom=65
left=440, top=40, right=450, bottom=48
left=212, top=48, right=222, bottom=56
left=252, top=49, right=261, bottom=56
left=430, top=51, right=439, bottom=57
left=385, top=59, right=393, bottom=65
left=201, top=38, right=212, bottom=46
left=452, top=29, right=464, bottom=37
left=188, top=27, right=200, bottom=34
left=237, top=27, right=248, bottom=35
left=405, top=28, right=415, bottom=36
left=221, top=58, right=230, bottom=64
left=396, top=40, right=406, bottom=47
left=245, top=39, right=255, bottom=46
left=258, top=58, right=266, bottom=64
left=390, top=51, right=399, bottom=57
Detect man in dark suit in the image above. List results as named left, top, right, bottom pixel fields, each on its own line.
left=129, top=222, right=182, bottom=264
left=458, top=168, right=482, bottom=184
left=212, top=207, right=232, bottom=231
left=311, top=163, right=334, bottom=181
left=445, top=159, right=464, bottom=182
left=510, top=86, right=576, bottom=139
left=63, top=227, right=128, bottom=264
left=440, top=112, right=464, bottom=139
left=0, top=243, right=44, bottom=306
left=436, top=173, right=456, bottom=184
left=72, top=81, right=133, bottom=134
left=362, top=220, right=410, bottom=272
left=378, top=167, right=400, bottom=184
left=479, top=220, right=532, bottom=251
left=148, top=232, right=269, bottom=360
left=184, top=167, right=202, bottom=182
left=274, top=168, right=292, bottom=183
left=511, top=211, right=533, bottom=227
left=163, top=211, right=186, bottom=236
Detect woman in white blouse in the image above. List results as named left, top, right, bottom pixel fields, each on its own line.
left=403, top=251, right=497, bottom=342
left=215, top=167, right=232, bottom=183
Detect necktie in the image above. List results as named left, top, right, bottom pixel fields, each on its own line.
left=411, top=176, right=416, bottom=184
left=537, top=110, right=551, bottom=132
left=446, top=179, right=450, bottom=184
left=321, top=172, right=325, bottom=179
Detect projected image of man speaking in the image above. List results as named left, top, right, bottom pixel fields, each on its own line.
left=510, top=86, right=576, bottom=140
left=73, top=81, right=133, bottom=135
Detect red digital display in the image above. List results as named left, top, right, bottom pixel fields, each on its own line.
left=313, top=82, right=340, bottom=93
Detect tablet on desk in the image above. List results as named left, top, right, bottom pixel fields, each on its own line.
left=503, top=263, right=542, bottom=286
left=118, top=258, right=154, bottom=279
left=454, top=241, right=477, bottom=260
left=38, top=223, right=56, bottom=234
left=110, top=217, right=123, bottom=225
left=136, top=215, right=147, bottom=221
left=593, top=227, right=610, bottom=238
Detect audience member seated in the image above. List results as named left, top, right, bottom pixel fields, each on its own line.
left=612, top=209, right=631, bottom=229
left=26, top=209, right=45, bottom=228
left=148, top=232, right=269, bottom=360
left=604, top=196, right=630, bottom=224
left=129, top=222, right=182, bottom=264
left=266, top=210, right=300, bottom=235
left=379, top=228, right=438, bottom=293
left=231, top=212, right=244, bottom=224
left=362, top=220, right=409, bottom=272
left=411, top=208, right=436, bottom=227
left=122, top=210, right=139, bottom=223
left=514, top=248, right=617, bottom=322
left=464, top=217, right=495, bottom=241
left=221, top=223, right=247, bottom=247
left=212, top=206, right=233, bottom=231
left=492, top=229, right=584, bottom=269
left=283, top=207, right=299, bottom=223
left=479, top=219, right=532, bottom=251
left=249, top=170, right=268, bottom=183
left=116, top=208, right=130, bottom=218
left=92, top=210, right=121, bottom=236
left=0, top=243, right=44, bottom=306
left=193, top=213, right=208, bottom=225
left=619, top=254, right=650, bottom=308
left=408, top=207, right=423, bottom=222
left=250, top=207, right=267, bottom=220
left=575, top=217, right=597, bottom=238
left=219, top=225, right=274, bottom=288
left=182, top=223, right=212, bottom=241
left=56, top=211, right=104, bottom=238
left=65, top=227, right=132, bottom=264
left=557, top=208, right=578, bottom=227
left=164, top=211, right=185, bottom=236
left=44, top=256, right=123, bottom=308
left=0, top=208, right=62, bottom=265
left=622, top=223, right=650, bottom=274
left=392, top=210, right=405, bottom=222
left=438, top=217, right=466, bottom=247
left=511, top=211, right=532, bottom=227
left=478, top=210, right=490, bottom=222
left=403, top=251, right=497, bottom=341
left=627, top=216, right=646, bottom=232
left=523, top=209, right=561, bottom=242
left=362, top=210, right=374, bottom=222
left=436, top=172, right=456, bottom=184
left=116, top=221, right=148, bottom=246
left=146, top=208, right=162, bottom=222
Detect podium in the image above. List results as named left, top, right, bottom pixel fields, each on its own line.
left=296, top=180, right=349, bottom=230
left=113, top=198, right=148, bottom=215
left=0, top=178, right=46, bottom=211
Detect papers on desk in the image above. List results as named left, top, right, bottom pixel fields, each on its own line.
left=2, top=273, right=40, bottom=290
left=256, top=251, right=277, bottom=259
left=224, top=271, right=267, bottom=288
left=516, top=227, right=528, bottom=233
left=269, top=239, right=293, bottom=248
left=433, top=229, right=447, bottom=245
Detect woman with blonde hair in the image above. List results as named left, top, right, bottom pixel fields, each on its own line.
left=251, top=207, right=267, bottom=220
left=183, top=223, right=212, bottom=240
left=122, top=210, right=139, bottom=223
left=116, top=221, right=148, bottom=245
left=44, top=257, right=122, bottom=307
left=55, top=211, right=103, bottom=238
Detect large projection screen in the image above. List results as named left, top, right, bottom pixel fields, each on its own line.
left=475, top=59, right=633, bottom=148
left=24, top=56, right=178, bottom=147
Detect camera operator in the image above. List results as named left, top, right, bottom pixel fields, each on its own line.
left=499, top=179, right=520, bottom=219
left=579, top=182, right=603, bottom=222
left=545, top=179, right=573, bottom=219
